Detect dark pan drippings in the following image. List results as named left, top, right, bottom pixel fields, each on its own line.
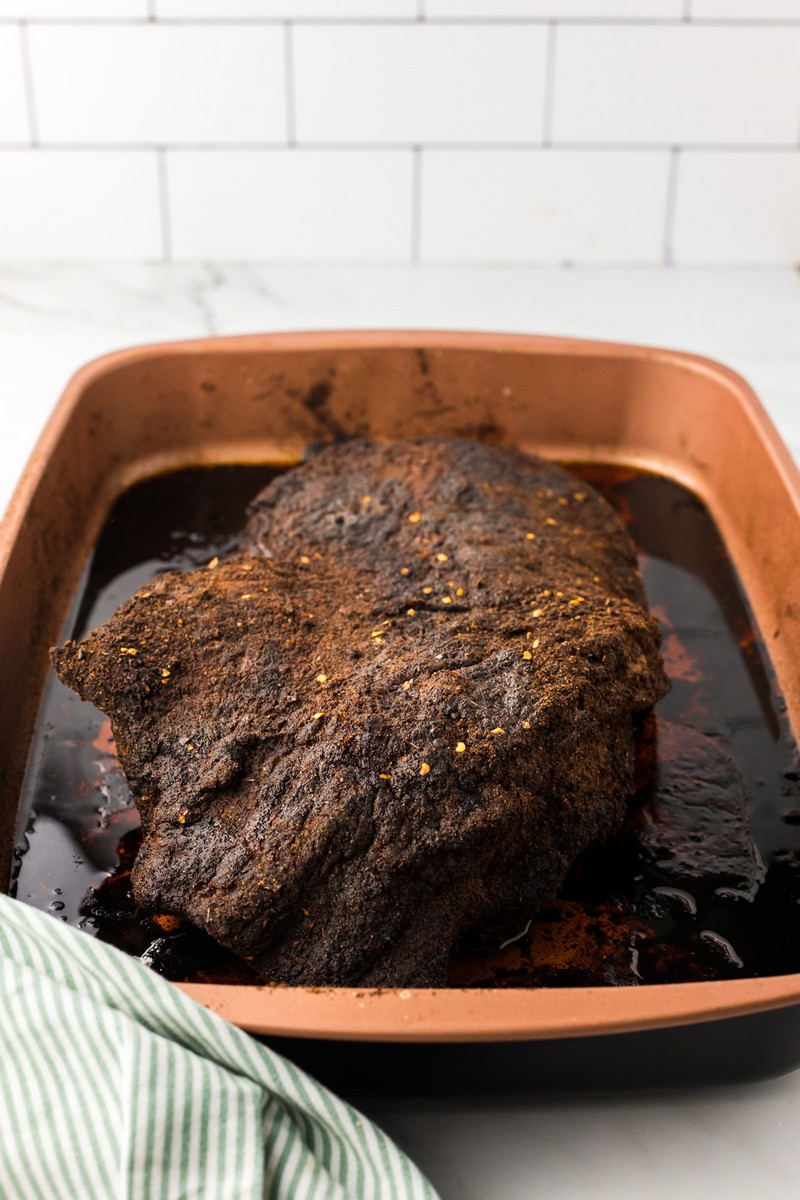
left=11, top=464, right=800, bottom=986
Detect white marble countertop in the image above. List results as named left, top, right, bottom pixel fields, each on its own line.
left=2, top=263, right=800, bottom=1199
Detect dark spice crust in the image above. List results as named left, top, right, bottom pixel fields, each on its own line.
left=52, top=438, right=668, bottom=986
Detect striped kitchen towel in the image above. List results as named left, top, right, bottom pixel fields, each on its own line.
left=0, top=894, right=438, bottom=1200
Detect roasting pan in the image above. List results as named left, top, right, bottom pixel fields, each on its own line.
left=3, top=330, right=800, bottom=1094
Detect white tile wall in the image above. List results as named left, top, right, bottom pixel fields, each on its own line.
left=421, top=150, right=670, bottom=263
left=0, top=28, right=29, bottom=143
left=29, top=25, right=286, bottom=143
left=0, top=2, right=146, bottom=15
left=673, top=152, right=800, bottom=264
left=553, top=25, right=800, bottom=145
left=293, top=25, right=548, bottom=144
left=0, top=8, right=799, bottom=263
left=156, top=1, right=417, bottom=15
left=168, top=149, right=413, bottom=259
left=426, top=1, right=682, bottom=15
left=0, top=151, right=161, bottom=257
left=690, top=1, right=800, bottom=17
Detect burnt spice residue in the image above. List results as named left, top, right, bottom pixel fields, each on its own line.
left=11, top=463, right=800, bottom=986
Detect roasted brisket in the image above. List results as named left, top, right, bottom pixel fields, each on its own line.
left=53, top=438, right=668, bottom=986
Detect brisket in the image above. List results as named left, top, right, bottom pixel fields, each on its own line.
left=53, top=438, right=668, bottom=986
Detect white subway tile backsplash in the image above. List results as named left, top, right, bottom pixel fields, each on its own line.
left=426, top=1, right=682, bottom=15
left=0, top=150, right=161, bottom=257
left=293, top=25, right=548, bottom=144
left=0, top=29, right=28, bottom=144
left=157, top=1, right=416, bottom=15
left=2, top=11, right=800, bottom=264
left=672, top=151, right=800, bottom=264
left=421, top=149, right=669, bottom=262
left=691, top=1, right=800, bottom=17
left=168, top=149, right=413, bottom=259
left=0, top=2, right=146, bottom=15
left=553, top=25, right=800, bottom=145
left=29, top=25, right=286, bottom=144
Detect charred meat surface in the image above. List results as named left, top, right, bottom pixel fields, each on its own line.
left=52, top=438, right=668, bottom=986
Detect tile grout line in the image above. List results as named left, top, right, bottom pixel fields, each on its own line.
left=1, top=15, right=800, bottom=25
left=0, top=142, right=797, bottom=153
left=411, top=146, right=422, bottom=265
left=147, top=0, right=156, bottom=20
left=18, top=22, right=39, bottom=147
left=0, top=258, right=791, bottom=270
left=417, top=0, right=425, bottom=20
left=284, top=22, right=296, bottom=147
left=683, top=0, right=692, bottom=20
left=542, top=21, right=558, bottom=147
left=662, top=146, right=681, bottom=267
left=157, top=147, right=172, bottom=264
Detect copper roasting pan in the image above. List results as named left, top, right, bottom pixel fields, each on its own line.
left=4, top=330, right=800, bottom=1094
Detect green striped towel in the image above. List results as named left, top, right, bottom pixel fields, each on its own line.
left=0, top=894, right=438, bottom=1200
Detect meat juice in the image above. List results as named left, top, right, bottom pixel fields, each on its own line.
left=11, top=464, right=800, bottom=986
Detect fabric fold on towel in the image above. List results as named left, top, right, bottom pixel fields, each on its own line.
left=0, top=894, right=438, bottom=1200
